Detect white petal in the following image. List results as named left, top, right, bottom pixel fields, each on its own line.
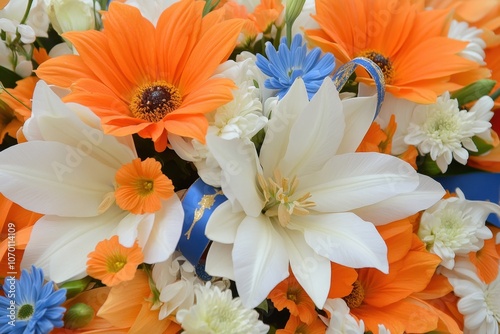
left=352, top=174, right=445, bottom=225
left=140, top=195, right=185, bottom=263
left=292, top=213, right=388, bottom=273
left=116, top=213, right=150, bottom=247
left=301, top=152, right=419, bottom=212
left=336, top=94, right=378, bottom=154
left=232, top=215, right=289, bottom=308
left=205, top=242, right=235, bottom=280
left=278, top=78, right=345, bottom=177
left=0, top=141, right=116, bottom=217
left=259, top=78, right=309, bottom=173
left=21, top=206, right=126, bottom=283
left=281, top=228, right=331, bottom=308
left=205, top=201, right=245, bottom=244
left=24, top=81, right=136, bottom=168
left=206, top=134, right=264, bottom=217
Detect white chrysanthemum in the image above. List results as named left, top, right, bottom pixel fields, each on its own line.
left=322, top=298, right=365, bottom=334
left=169, top=56, right=267, bottom=187
left=443, top=258, right=500, bottom=334
left=418, top=188, right=499, bottom=269
left=123, top=0, right=178, bottom=25
left=176, top=283, right=269, bottom=334
left=378, top=324, right=391, bottom=334
left=405, top=92, right=494, bottom=173
left=152, top=251, right=230, bottom=320
left=448, top=20, right=486, bottom=65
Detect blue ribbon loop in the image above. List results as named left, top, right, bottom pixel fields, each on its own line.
left=177, top=178, right=227, bottom=266
left=435, top=172, right=500, bottom=227
left=332, top=56, right=386, bottom=119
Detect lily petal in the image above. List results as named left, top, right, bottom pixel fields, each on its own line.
left=232, top=215, right=289, bottom=308
left=205, top=242, right=235, bottom=280
left=300, top=152, right=419, bottom=212
left=205, top=200, right=246, bottom=244
left=0, top=141, right=116, bottom=217
left=21, top=205, right=126, bottom=282
left=291, top=213, right=389, bottom=273
left=352, top=174, right=445, bottom=225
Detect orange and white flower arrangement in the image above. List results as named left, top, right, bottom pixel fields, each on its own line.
left=0, top=0, right=499, bottom=333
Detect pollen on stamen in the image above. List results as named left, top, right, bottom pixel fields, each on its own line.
left=129, top=80, right=182, bottom=123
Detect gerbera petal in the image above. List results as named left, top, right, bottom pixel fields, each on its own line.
left=206, top=134, right=264, bottom=217
left=0, top=141, right=116, bottom=217
left=352, top=174, right=445, bottom=225
left=232, top=215, right=289, bottom=308
left=281, top=228, right=331, bottom=308
left=300, top=152, right=419, bottom=212
left=291, top=213, right=388, bottom=273
left=34, top=55, right=99, bottom=88
left=21, top=206, right=126, bottom=283
left=103, top=2, right=156, bottom=83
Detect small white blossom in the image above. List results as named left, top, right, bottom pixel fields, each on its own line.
left=443, top=258, right=500, bottom=334
left=405, top=92, right=494, bottom=173
left=322, top=298, right=365, bottom=334
left=448, top=20, right=486, bottom=65
left=176, top=283, right=269, bottom=334
left=418, top=188, right=499, bottom=269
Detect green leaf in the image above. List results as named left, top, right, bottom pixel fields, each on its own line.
left=450, top=79, right=496, bottom=106
left=469, top=135, right=494, bottom=156
left=0, top=66, right=22, bottom=89
left=255, top=298, right=269, bottom=313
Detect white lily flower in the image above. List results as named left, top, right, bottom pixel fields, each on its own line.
left=418, top=188, right=498, bottom=269
left=0, top=81, right=184, bottom=283
left=204, top=78, right=445, bottom=308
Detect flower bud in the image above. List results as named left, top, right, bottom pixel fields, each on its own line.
left=451, top=79, right=496, bottom=106
left=46, top=0, right=99, bottom=35
left=63, top=302, right=95, bottom=329
left=285, top=0, right=306, bottom=30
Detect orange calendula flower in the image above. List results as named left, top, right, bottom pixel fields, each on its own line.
left=276, top=315, right=326, bottom=334
left=36, top=1, right=244, bottom=152
left=268, top=272, right=317, bottom=325
left=86, top=235, right=144, bottom=287
left=306, top=0, right=480, bottom=104
left=114, top=158, right=174, bottom=215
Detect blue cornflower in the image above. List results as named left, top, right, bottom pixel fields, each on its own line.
left=0, top=266, right=66, bottom=334
left=256, top=34, right=335, bottom=99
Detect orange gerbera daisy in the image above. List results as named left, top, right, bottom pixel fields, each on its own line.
left=268, top=272, right=317, bottom=325
left=36, top=1, right=244, bottom=152
left=340, top=220, right=443, bottom=333
left=114, top=158, right=174, bottom=215
left=276, top=315, right=326, bottom=334
left=306, top=0, right=480, bottom=104
left=86, top=235, right=144, bottom=287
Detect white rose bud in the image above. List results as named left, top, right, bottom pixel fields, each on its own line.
left=46, top=0, right=99, bottom=35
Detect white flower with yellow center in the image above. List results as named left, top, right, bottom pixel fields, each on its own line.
left=204, top=78, right=445, bottom=308
left=418, top=188, right=499, bottom=269
left=176, top=283, right=269, bottom=334
left=405, top=92, right=494, bottom=173
left=444, top=258, right=500, bottom=334
left=0, top=81, right=184, bottom=283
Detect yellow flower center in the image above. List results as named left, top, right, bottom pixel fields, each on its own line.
left=129, top=80, right=182, bottom=122
left=343, top=280, right=365, bottom=309
left=258, top=170, right=316, bottom=228
left=357, top=50, right=394, bottom=84
left=107, top=255, right=127, bottom=273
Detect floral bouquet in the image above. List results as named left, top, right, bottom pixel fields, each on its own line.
left=1, top=0, right=500, bottom=333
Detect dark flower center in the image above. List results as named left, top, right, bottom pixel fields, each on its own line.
left=343, top=280, right=365, bottom=309
left=358, top=50, right=395, bottom=84
left=129, top=81, right=182, bottom=122
left=17, top=303, right=34, bottom=320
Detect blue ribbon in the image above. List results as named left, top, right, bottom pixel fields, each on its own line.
left=332, top=57, right=386, bottom=119
left=435, top=172, right=500, bottom=227
left=177, top=178, right=227, bottom=265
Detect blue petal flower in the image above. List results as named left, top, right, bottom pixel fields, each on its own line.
left=0, top=266, right=66, bottom=334
left=256, top=34, right=335, bottom=99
